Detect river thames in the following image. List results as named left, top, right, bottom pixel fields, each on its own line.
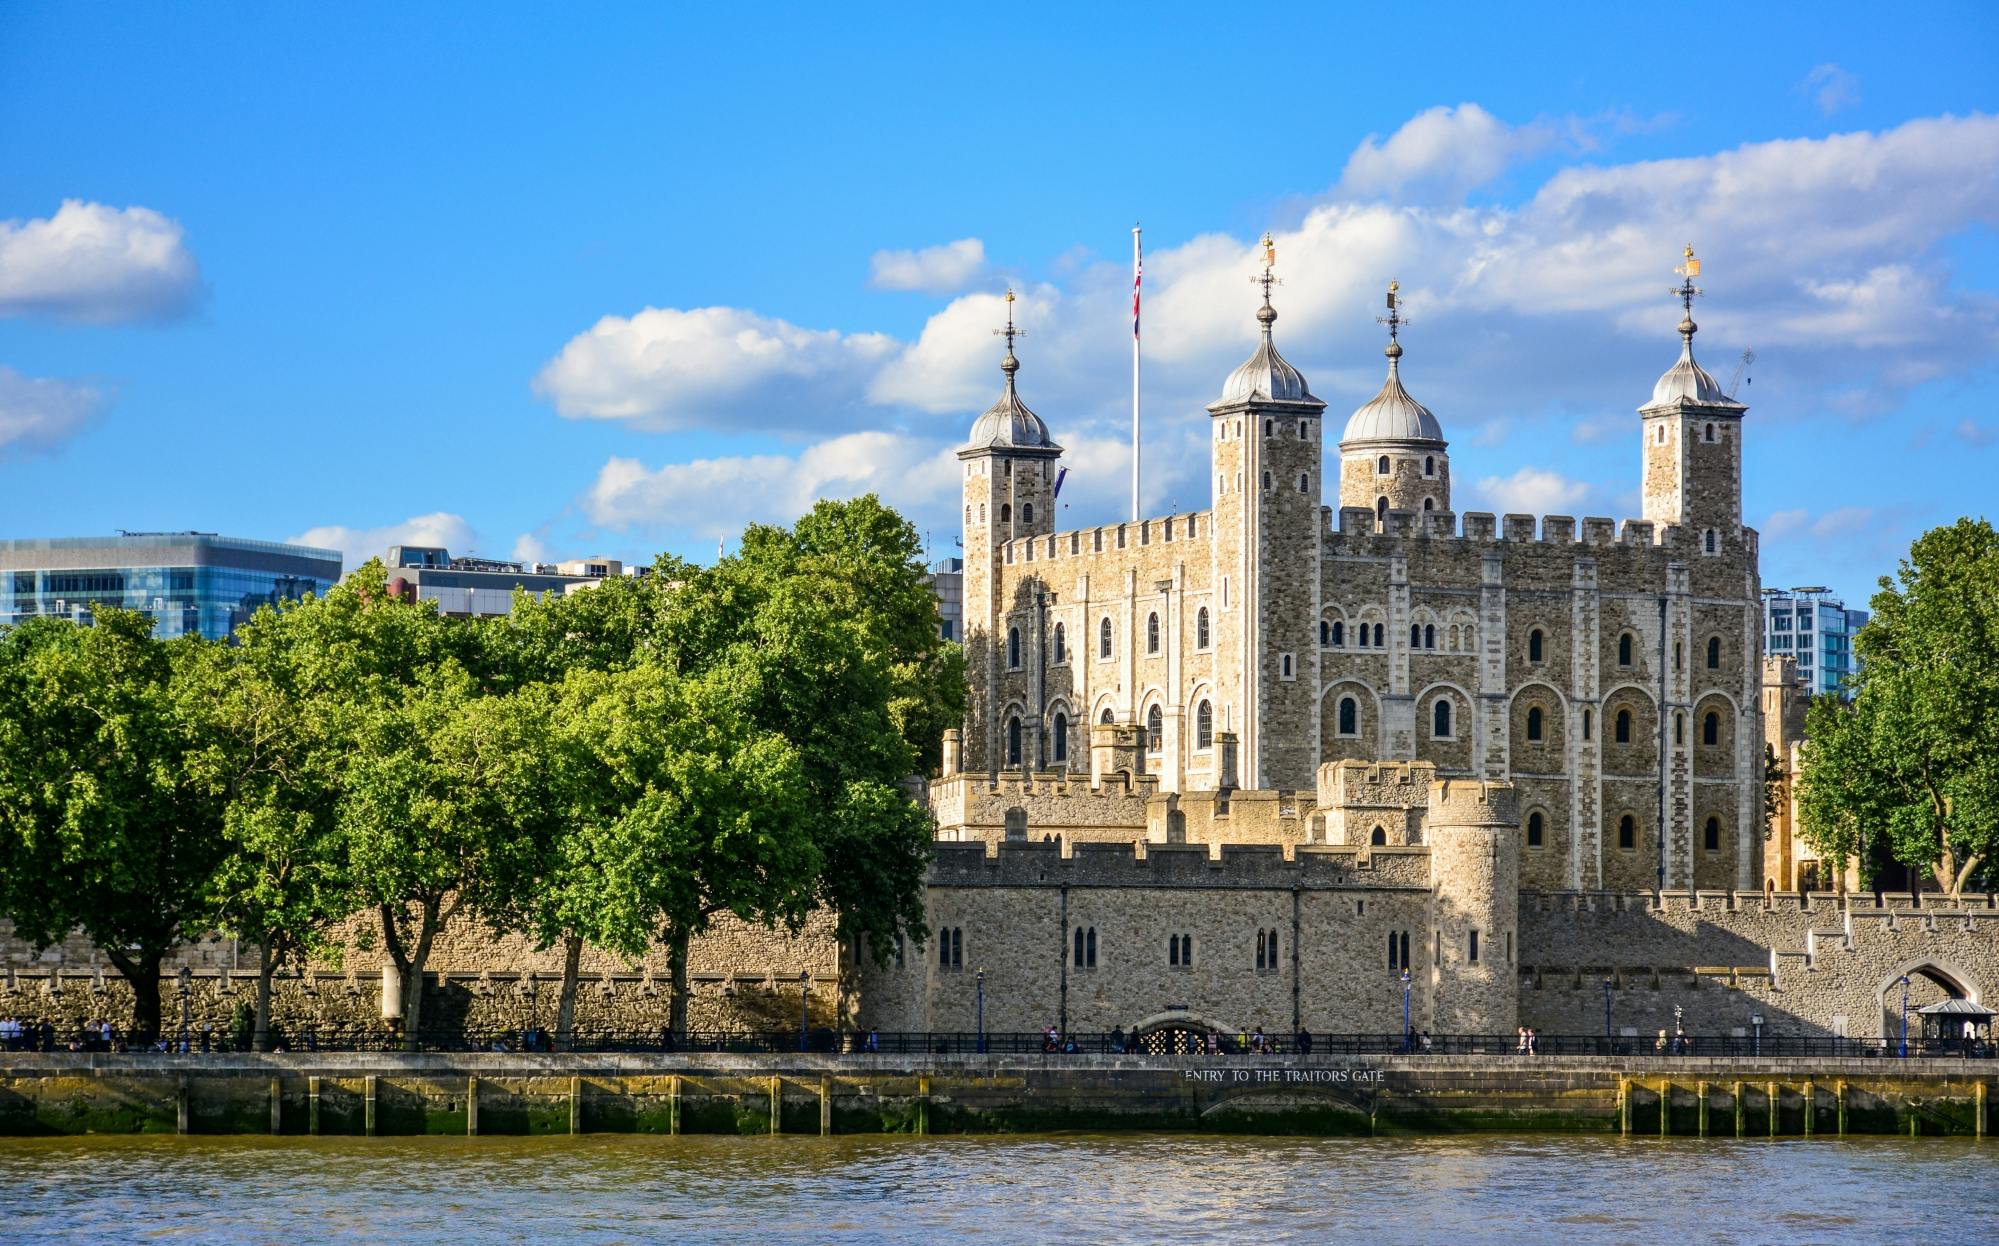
left=0, top=1133, right=1988, bottom=1244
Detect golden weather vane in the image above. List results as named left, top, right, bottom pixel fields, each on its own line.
left=992, top=287, right=1025, bottom=353
left=1250, top=231, right=1281, bottom=305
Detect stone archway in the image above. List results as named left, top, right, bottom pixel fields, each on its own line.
left=1127, top=1010, right=1239, bottom=1055
left=1875, top=960, right=1979, bottom=1039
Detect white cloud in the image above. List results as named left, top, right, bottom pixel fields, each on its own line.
left=533, top=107, right=1999, bottom=554
left=1336, top=104, right=1554, bottom=201
left=512, top=533, right=553, bottom=565
left=868, top=238, right=986, bottom=293
left=1800, top=64, right=1860, bottom=116
left=531, top=306, right=898, bottom=431
left=1955, top=418, right=1998, bottom=447
left=0, top=200, right=203, bottom=322
left=288, top=512, right=478, bottom=575
left=1760, top=506, right=1877, bottom=541
left=583, top=431, right=960, bottom=540
left=0, top=365, right=105, bottom=457
left=1475, top=467, right=1591, bottom=516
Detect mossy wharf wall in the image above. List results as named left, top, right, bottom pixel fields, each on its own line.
left=1, top=1053, right=1989, bottom=1138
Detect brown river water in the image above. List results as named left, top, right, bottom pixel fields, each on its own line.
left=0, top=1133, right=1990, bottom=1244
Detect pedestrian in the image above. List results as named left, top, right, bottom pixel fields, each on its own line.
left=1251, top=1026, right=1266, bottom=1054
left=1516, top=1026, right=1528, bottom=1053
left=865, top=1028, right=880, bottom=1053
left=1526, top=1027, right=1538, bottom=1055
left=1296, top=1028, right=1314, bottom=1056
left=1110, top=1025, right=1126, bottom=1054
left=1420, top=1030, right=1433, bottom=1053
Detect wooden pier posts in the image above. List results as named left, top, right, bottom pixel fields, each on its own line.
left=1733, top=1081, right=1745, bottom=1137
left=570, top=1076, right=583, bottom=1135
left=668, top=1074, right=682, bottom=1135
left=270, top=1077, right=283, bottom=1135
left=308, top=1076, right=321, bottom=1135
left=466, top=1076, right=479, bottom=1136
left=1618, top=1078, right=1630, bottom=1135
left=1697, top=1082, right=1709, bottom=1137
left=364, top=1075, right=377, bottom=1136
left=820, top=1076, right=832, bottom=1136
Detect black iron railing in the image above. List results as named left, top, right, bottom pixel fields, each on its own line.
left=4, top=1028, right=1992, bottom=1060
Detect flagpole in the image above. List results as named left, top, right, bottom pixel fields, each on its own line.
left=1132, top=224, right=1142, bottom=523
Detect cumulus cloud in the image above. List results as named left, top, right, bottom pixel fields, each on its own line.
left=1800, top=64, right=1860, bottom=116
left=583, top=431, right=960, bottom=540
left=1474, top=467, right=1592, bottom=516
left=1761, top=506, right=1878, bottom=542
left=1336, top=104, right=1554, bottom=201
left=531, top=306, right=898, bottom=431
left=534, top=107, right=1999, bottom=553
left=288, top=512, right=478, bottom=574
left=1955, top=418, right=1998, bottom=447
left=0, top=200, right=203, bottom=322
left=0, top=365, right=106, bottom=457
left=869, top=238, right=986, bottom=293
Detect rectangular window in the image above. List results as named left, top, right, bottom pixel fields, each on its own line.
left=1469, top=929, right=1479, bottom=963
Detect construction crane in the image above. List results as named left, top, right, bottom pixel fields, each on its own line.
left=1726, top=348, right=1755, bottom=398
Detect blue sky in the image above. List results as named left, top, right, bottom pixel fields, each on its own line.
left=2, top=3, right=1995, bottom=608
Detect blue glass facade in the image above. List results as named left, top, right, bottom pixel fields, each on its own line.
left=0, top=534, right=342, bottom=642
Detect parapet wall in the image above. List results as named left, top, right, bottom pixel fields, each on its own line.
left=925, top=839, right=1434, bottom=890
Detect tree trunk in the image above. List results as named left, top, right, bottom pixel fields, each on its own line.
left=555, top=933, right=583, bottom=1052
left=667, top=926, right=690, bottom=1040
left=380, top=899, right=442, bottom=1052
left=254, top=941, right=277, bottom=1052
left=103, top=947, right=165, bottom=1048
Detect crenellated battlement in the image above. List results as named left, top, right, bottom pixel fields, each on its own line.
left=925, top=837, right=1434, bottom=889
left=1326, top=506, right=1702, bottom=551
left=998, top=510, right=1214, bottom=568
left=1427, top=777, right=1519, bottom=829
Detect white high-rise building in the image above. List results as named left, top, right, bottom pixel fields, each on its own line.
left=1761, top=587, right=1867, bottom=698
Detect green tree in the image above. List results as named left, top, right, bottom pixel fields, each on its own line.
left=1797, top=518, right=1999, bottom=894
left=182, top=597, right=357, bottom=1051
left=0, top=612, right=231, bottom=1045
left=660, top=495, right=962, bottom=970
left=555, top=663, right=820, bottom=1037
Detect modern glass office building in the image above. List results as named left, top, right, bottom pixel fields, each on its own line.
left=1762, top=586, right=1868, bottom=699
left=0, top=532, right=342, bottom=642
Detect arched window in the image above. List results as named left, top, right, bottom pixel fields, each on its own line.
left=1582, top=708, right=1593, bottom=741
left=1412, top=624, right=1422, bottom=648
left=1196, top=607, right=1210, bottom=650
left=1703, top=711, right=1720, bottom=746
left=1615, top=709, right=1632, bottom=744
left=1338, top=696, right=1358, bottom=736
left=1674, top=712, right=1685, bottom=745
left=1086, top=928, right=1096, bottom=967
left=1370, top=826, right=1387, bottom=846
left=1146, top=704, right=1162, bottom=752
left=1424, top=624, right=1436, bottom=649
left=1023, top=502, right=1034, bottom=524
left=1656, top=424, right=1667, bottom=445
left=1146, top=612, right=1160, bottom=654
left=1526, top=706, right=1543, bottom=741
left=1618, top=815, right=1635, bottom=850
left=1298, top=473, right=1310, bottom=493
left=1617, top=633, right=1633, bottom=666
left=1706, top=637, right=1721, bottom=669
left=1422, top=498, right=1434, bottom=513
left=1075, top=927, right=1086, bottom=967
left=1099, top=617, right=1112, bottom=659
left=1256, top=930, right=1267, bottom=970
left=1357, top=624, right=1369, bottom=648
left=1529, top=629, right=1544, bottom=662
left=1053, top=622, right=1066, bottom=663
left=1100, top=707, right=1114, bottom=724
left=1196, top=700, right=1213, bottom=750
left=1299, top=421, right=1309, bottom=439
left=1267, top=929, right=1279, bottom=967
left=1527, top=811, right=1544, bottom=848
left=1005, top=716, right=1023, bottom=766
left=1432, top=699, right=1452, bottom=739
left=1264, top=418, right=1273, bottom=437
left=1374, top=623, right=1385, bottom=647
left=1052, top=711, right=1069, bottom=763
left=1332, top=621, right=1344, bottom=646
left=1262, top=470, right=1272, bottom=492
left=1704, top=423, right=1715, bottom=442
left=1007, top=627, right=1021, bottom=668
left=1376, top=496, right=1389, bottom=525
left=1000, top=503, right=1011, bottom=523
left=1377, top=455, right=1391, bottom=475
left=1319, top=620, right=1329, bottom=646
left=1704, top=817, right=1721, bottom=852
left=964, top=505, right=971, bottom=525
left=1674, top=641, right=1683, bottom=671
left=1704, top=528, right=1717, bottom=554
left=1424, top=455, right=1435, bottom=476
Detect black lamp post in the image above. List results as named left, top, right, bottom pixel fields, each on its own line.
left=177, top=966, right=192, bottom=1054
left=1898, top=974, right=1911, bottom=1059
left=1673, top=1004, right=1685, bottom=1055
left=1602, top=977, right=1614, bottom=1046
left=525, top=974, right=540, bottom=1051
left=799, top=970, right=811, bottom=1053
left=1751, top=1012, right=1763, bottom=1057
left=1400, top=969, right=1412, bottom=1052
left=976, top=968, right=987, bottom=1054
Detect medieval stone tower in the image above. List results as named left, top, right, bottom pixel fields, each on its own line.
left=959, top=292, right=1061, bottom=772
left=1338, top=283, right=1450, bottom=522
left=1425, top=778, right=1521, bottom=1033
left=1206, top=235, right=1327, bottom=790
left=1641, top=246, right=1747, bottom=546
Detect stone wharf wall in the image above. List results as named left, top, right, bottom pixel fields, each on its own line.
left=0, top=912, right=849, bottom=1042
left=3, top=1053, right=1991, bottom=1138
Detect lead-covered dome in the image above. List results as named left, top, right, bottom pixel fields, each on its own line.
left=1218, top=303, right=1320, bottom=405
left=1341, top=341, right=1445, bottom=446
left=1645, top=318, right=1745, bottom=411
left=965, top=350, right=1059, bottom=451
